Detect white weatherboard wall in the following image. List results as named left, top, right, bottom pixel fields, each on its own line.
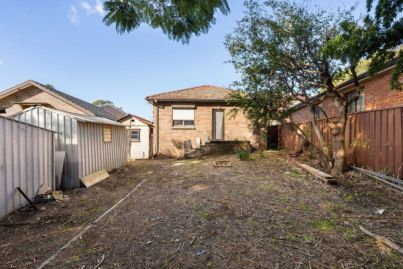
left=121, top=117, right=151, bottom=159
left=0, top=116, right=55, bottom=218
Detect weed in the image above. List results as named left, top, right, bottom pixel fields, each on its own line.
left=313, top=219, right=336, bottom=233
left=343, top=227, right=356, bottom=241
left=196, top=210, right=211, bottom=219
left=235, top=149, right=251, bottom=161
left=299, top=200, right=311, bottom=211
left=286, top=232, right=296, bottom=241
left=303, top=233, right=314, bottom=243
left=344, top=194, right=354, bottom=202
left=67, top=255, right=80, bottom=263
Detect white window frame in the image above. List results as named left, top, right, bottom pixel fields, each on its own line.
left=172, top=108, right=195, bottom=127
left=130, top=129, right=141, bottom=141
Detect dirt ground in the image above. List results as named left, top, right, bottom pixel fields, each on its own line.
left=1, top=151, right=402, bottom=269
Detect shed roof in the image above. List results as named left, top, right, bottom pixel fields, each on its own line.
left=12, top=106, right=126, bottom=127
left=146, top=85, right=232, bottom=102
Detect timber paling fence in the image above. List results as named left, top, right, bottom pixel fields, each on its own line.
left=280, top=106, right=403, bottom=179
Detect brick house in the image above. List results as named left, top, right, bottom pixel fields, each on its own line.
left=0, top=80, right=116, bottom=120
left=146, top=85, right=256, bottom=157
left=281, top=63, right=403, bottom=178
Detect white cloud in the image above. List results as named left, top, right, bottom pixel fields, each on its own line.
left=0, top=60, right=3, bottom=65
left=80, top=1, right=92, bottom=14
left=80, top=0, right=105, bottom=16
left=68, top=6, right=79, bottom=24
left=95, top=0, right=105, bottom=16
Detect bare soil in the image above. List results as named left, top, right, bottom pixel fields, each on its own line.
left=1, top=151, right=402, bottom=268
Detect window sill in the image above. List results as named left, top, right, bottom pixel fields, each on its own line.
left=172, top=126, right=195, bottom=130
left=131, top=140, right=141, bottom=142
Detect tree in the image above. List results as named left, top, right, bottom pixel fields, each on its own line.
left=365, top=0, right=402, bottom=90
left=226, top=0, right=402, bottom=175
left=92, top=99, right=114, bottom=107
left=103, top=0, right=230, bottom=43
left=226, top=0, right=356, bottom=174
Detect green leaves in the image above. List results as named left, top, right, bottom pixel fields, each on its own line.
left=103, top=0, right=229, bottom=43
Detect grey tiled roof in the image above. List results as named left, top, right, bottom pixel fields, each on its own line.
left=34, top=81, right=116, bottom=120
left=101, top=105, right=128, bottom=121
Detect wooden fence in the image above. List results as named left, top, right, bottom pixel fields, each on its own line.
left=280, top=106, right=403, bottom=179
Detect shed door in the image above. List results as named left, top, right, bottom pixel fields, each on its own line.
left=212, top=109, right=224, bottom=140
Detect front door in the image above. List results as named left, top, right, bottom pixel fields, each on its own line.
left=212, top=109, right=224, bottom=140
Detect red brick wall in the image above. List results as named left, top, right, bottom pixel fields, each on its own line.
left=1, top=85, right=87, bottom=116
left=290, top=69, right=403, bottom=124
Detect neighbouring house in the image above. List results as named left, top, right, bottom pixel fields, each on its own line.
left=101, top=105, right=129, bottom=121
left=280, top=62, right=403, bottom=178
left=0, top=80, right=130, bottom=189
left=0, top=116, right=55, bottom=219
left=146, top=85, right=256, bottom=158
left=12, top=106, right=128, bottom=189
left=0, top=80, right=116, bottom=120
left=118, top=114, right=153, bottom=159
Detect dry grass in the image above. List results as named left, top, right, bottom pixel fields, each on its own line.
left=1, top=151, right=402, bottom=268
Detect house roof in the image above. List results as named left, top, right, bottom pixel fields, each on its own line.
left=0, top=80, right=116, bottom=120
left=145, top=85, right=232, bottom=103
left=101, top=105, right=129, bottom=121
left=12, top=106, right=126, bottom=127
left=118, top=114, right=153, bottom=126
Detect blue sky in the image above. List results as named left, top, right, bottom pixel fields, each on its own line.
left=0, top=0, right=366, bottom=119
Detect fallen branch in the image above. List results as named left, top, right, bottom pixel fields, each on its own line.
left=359, top=225, right=403, bottom=255
left=93, top=254, right=105, bottom=269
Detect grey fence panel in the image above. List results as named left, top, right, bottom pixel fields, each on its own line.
left=0, top=117, right=54, bottom=219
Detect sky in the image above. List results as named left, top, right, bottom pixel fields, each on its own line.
left=0, top=0, right=366, bottom=119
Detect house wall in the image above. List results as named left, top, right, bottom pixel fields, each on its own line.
left=77, top=122, right=128, bottom=180
left=1, top=85, right=87, bottom=116
left=280, top=68, right=403, bottom=179
left=0, top=116, right=54, bottom=219
left=120, top=117, right=151, bottom=159
left=290, top=69, right=403, bottom=124
left=154, top=102, right=255, bottom=157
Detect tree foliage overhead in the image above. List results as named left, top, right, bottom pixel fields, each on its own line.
left=103, top=0, right=230, bottom=43
left=92, top=99, right=114, bottom=107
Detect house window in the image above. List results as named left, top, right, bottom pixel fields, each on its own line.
left=103, top=126, right=112, bottom=142
left=172, top=108, right=195, bottom=127
left=347, top=90, right=365, bottom=113
left=131, top=129, right=140, bottom=141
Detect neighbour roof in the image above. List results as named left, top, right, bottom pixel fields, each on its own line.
left=12, top=106, right=126, bottom=127
left=118, top=114, right=153, bottom=126
left=289, top=61, right=397, bottom=112
left=101, top=105, right=129, bottom=121
left=146, top=85, right=232, bottom=102
left=0, top=80, right=116, bottom=120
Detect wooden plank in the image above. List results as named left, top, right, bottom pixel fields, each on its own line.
left=81, top=169, right=110, bottom=188
left=387, top=109, right=395, bottom=173
left=294, top=162, right=337, bottom=184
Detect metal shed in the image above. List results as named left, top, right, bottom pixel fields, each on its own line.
left=0, top=116, right=55, bottom=218
left=12, top=106, right=129, bottom=189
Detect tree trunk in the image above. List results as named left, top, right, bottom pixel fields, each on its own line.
left=329, top=97, right=348, bottom=175
left=308, top=105, right=332, bottom=170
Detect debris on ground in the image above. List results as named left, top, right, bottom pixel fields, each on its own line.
left=52, top=191, right=68, bottom=202
left=293, top=161, right=336, bottom=184
left=359, top=225, right=403, bottom=255
left=213, top=160, right=232, bottom=167
left=1, top=153, right=402, bottom=268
